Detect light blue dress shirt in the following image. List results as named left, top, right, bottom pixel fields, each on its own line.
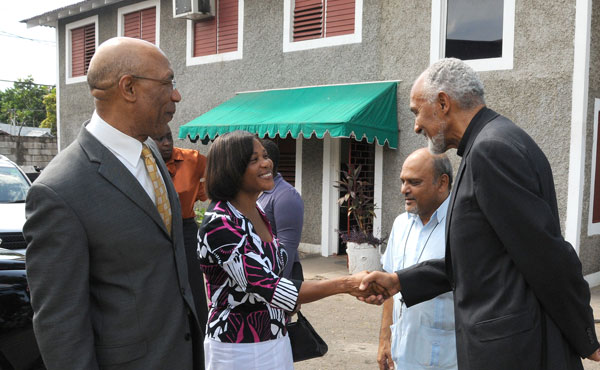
left=381, top=196, right=457, bottom=369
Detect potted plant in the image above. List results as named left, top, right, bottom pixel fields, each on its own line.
left=334, top=164, right=386, bottom=274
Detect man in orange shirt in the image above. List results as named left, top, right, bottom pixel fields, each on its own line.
left=153, top=126, right=208, bottom=334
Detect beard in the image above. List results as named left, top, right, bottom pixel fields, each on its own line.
left=425, top=121, right=448, bottom=154
left=406, top=204, right=419, bottom=215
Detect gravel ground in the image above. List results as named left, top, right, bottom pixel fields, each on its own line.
left=294, top=255, right=382, bottom=370
left=295, top=255, right=600, bottom=370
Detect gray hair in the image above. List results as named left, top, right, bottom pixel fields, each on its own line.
left=422, top=58, right=485, bottom=110
left=432, top=153, right=453, bottom=191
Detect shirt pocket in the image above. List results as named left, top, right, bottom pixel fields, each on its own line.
left=472, top=310, right=533, bottom=342
left=413, top=325, right=457, bottom=368
left=392, top=322, right=457, bottom=368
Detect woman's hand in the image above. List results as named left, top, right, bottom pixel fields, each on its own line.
left=346, top=271, right=386, bottom=302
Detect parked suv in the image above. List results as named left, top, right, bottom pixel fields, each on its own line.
left=0, top=248, right=44, bottom=369
left=0, top=155, right=31, bottom=254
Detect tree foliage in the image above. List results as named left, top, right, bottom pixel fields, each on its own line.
left=40, top=88, right=57, bottom=135
left=0, top=76, right=53, bottom=129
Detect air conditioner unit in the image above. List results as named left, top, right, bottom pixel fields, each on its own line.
left=173, top=0, right=214, bottom=20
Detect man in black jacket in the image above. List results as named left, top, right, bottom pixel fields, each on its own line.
left=360, top=58, right=600, bottom=370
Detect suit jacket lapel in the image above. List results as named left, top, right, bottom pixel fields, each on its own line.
left=77, top=125, right=171, bottom=237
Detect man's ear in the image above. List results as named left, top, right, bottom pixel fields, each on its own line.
left=438, top=173, right=450, bottom=192
left=438, top=92, right=450, bottom=114
left=118, top=75, right=137, bottom=103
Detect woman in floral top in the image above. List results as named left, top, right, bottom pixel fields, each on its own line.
left=198, top=131, right=372, bottom=369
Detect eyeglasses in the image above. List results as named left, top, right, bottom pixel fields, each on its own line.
left=131, top=75, right=177, bottom=90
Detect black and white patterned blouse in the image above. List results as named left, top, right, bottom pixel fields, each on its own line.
left=197, top=200, right=301, bottom=343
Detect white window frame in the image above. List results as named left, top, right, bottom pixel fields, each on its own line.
left=295, top=137, right=303, bottom=195
left=117, top=0, right=161, bottom=46
left=283, top=0, right=363, bottom=53
left=430, top=0, right=515, bottom=71
left=186, top=0, right=244, bottom=66
left=65, top=15, right=98, bottom=85
left=588, top=99, right=600, bottom=235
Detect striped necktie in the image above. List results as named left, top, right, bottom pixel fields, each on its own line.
left=141, top=144, right=172, bottom=235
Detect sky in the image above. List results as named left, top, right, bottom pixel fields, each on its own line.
left=0, top=0, right=79, bottom=91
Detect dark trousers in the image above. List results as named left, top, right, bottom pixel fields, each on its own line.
left=182, top=217, right=208, bottom=369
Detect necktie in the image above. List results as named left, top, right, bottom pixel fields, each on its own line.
left=141, top=144, right=172, bottom=235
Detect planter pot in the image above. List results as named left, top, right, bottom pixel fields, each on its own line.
left=346, top=242, right=382, bottom=274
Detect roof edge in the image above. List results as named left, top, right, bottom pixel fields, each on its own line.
left=21, top=0, right=128, bottom=28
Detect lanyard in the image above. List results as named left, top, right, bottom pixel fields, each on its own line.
left=397, top=217, right=441, bottom=319
left=401, top=217, right=441, bottom=269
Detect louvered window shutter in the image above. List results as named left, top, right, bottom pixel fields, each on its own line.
left=276, top=138, right=296, bottom=187
left=194, top=17, right=217, bottom=56
left=217, top=0, right=238, bottom=53
left=325, top=0, right=355, bottom=37
left=71, top=24, right=95, bottom=77
left=293, top=0, right=323, bottom=41
left=293, top=0, right=355, bottom=41
left=193, top=0, right=238, bottom=57
left=141, top=8, right=157, bottom=43
left=124, top=7, right=156, bottom=44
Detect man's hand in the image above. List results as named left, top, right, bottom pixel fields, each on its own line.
left=358, top=271, right=401, bottom=305
left=377, top=337, right=394, bottom=370
left=587, top=348, right=600, bottom=362
left=346, top=271, right=385, bottom=300
left=378, top=299, right=395, bottom=370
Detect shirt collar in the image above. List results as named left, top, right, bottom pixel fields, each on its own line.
left=165, top=147, right=184, bottom=168
left=407, top=195, right=450, bottom=226
left=86, top=111, right=143, bottom=167
left=171, top=147, right=185, bottom=161
left=456, top=107, right=499, bottom=157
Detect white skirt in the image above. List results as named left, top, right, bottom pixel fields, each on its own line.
left=204, top=335, right=294, bottom=370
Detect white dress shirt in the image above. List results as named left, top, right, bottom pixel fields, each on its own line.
left=381, top=196, right=457, bottom=369
left=86, top=111, right=165, bottom=205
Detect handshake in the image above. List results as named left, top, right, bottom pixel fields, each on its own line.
left=345, top=271, right=402, bottom=305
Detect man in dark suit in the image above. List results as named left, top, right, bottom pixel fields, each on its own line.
left=360, top=58, right=600, bottom=369
left=23, top=37, right=202, bottom=369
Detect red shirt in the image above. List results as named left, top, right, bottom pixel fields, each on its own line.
left=166, top=147, right=207, bottom=219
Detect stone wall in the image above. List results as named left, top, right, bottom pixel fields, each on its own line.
left=0, top=135, right=57, bottom=169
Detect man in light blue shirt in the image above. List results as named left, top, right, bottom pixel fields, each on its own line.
left=378, top=148, right=457, bottom=370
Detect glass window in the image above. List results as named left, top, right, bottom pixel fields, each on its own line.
left=430, top=0, right=514, bottom=71
left=0, top=167, right=30, bottom=203
left=445, top=0, right=504, bottom=60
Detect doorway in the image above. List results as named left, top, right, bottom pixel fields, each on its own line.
left=337, top=136, right=375, bottom=255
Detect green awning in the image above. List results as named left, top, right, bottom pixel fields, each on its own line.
left=178, top=81, right=398, bottom=148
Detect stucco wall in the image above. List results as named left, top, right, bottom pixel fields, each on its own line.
left=376, top=0, right=577, bottom=243
left=579, top=0, right=600, bottom=275
left=53, top=0, right=599, bottom=272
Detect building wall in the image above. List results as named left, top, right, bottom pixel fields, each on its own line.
left=53, top=0, right=600, bottom=272
left=580, top=0, right=600, bottom=275
left=0, top=136, right=58, bottom=169
left=376, top=0, right=578, bottom=243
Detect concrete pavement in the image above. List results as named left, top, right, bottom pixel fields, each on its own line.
left=296, top=254, right=600, bottom=370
